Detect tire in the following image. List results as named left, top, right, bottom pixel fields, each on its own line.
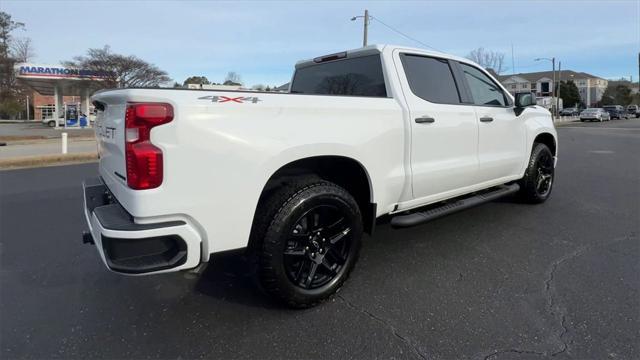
left=252, top=178, right=363, bottom=308
left=518, top=143, right=555, bottom=204
left=47, top=120, right=56, bottom=127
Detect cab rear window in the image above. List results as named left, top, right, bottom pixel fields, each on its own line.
left=290, top=55, right=387, bottom=97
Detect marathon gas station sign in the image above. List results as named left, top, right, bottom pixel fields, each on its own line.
left=16, top=64, right=110, bottom=80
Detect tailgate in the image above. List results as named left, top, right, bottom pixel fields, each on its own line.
left=94, top=101, right=127, bottom=183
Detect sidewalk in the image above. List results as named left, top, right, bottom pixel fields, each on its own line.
left=0, top=138, right=97, bottom=159
left=554, top=116, right=579, bottom=125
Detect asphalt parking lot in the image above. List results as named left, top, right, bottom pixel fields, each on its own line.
left=1, top=119, right=638, bottom=360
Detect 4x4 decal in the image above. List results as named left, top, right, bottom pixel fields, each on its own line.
left=198, top=95, right=262, bottom=104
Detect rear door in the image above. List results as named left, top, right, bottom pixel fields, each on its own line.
left=456, top=62, right=526, bottom=182
left=394, top=51, right=479, bottom=200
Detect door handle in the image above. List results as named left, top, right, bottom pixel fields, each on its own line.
left=415, top=117, right=435, bottom=124
left=480, top=116, right=494, bottom=122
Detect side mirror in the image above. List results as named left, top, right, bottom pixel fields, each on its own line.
left=514, top=92, right=536, bottom=116
left=515, top=92, right=536, bottom=108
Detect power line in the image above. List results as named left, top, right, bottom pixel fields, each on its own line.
left=369, top=15, right=441, bottom=52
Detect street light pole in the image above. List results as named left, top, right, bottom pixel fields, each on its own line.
left=535, top=57, right=557, bottom=118
left=351, top=9, right=370, bottom=47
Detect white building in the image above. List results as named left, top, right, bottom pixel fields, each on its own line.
left=498, top=70, right=608, bottom=107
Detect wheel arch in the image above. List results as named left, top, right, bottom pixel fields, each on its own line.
left=252, top=155, right=376, bottom=237
left=533, top=132, right=556, bottom=156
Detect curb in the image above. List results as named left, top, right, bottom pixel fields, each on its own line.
left=0, top=152, right=98, bottom=170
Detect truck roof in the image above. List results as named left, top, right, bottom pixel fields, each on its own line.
left=295, top=44, right=476, bottom=70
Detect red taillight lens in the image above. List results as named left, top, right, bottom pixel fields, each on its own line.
left=125, top=103, right=173, bottom=190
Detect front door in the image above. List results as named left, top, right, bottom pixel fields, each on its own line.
left=457, top=62, right=526, bottom=182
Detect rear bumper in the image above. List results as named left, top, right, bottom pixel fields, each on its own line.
left=83, top=177, right=202, bottom=275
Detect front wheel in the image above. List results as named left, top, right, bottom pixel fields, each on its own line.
left=47, top=120, right=56, bottom=127
left=518, top=143, right=555, bottom=204
left=253, top=178, right=363, bottom=308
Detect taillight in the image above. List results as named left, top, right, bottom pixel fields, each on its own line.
left=124, top=102, right=173, bottom=190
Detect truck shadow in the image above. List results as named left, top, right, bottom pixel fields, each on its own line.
left=194, top=250, right=282, bottom=309
left=192, top=195, right=525, bottom=309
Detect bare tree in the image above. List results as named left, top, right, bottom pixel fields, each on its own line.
left=466, top=47, right=507, bottom=74
left=10, top=37, right=35, bottom=62
left=0, top=11, right=28, bottom=119
left=224, top=71, right=242, bottom=86
left=0, top=11, right=24, bottom=58
left=64, top=45, right=171, bottom=88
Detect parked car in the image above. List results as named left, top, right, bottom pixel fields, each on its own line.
left=41, top=117, right=89, bottom=127
left=41, top=116, right=64, bottom=127
left=627, top=104, right=639, bottom=118
left=580, top=108, right=610, bottom=122
left=603, top=105, right=626, bottom=119
left=83, top=44, right=557, bottom=307
left=560, top=107, right=580, bottom=116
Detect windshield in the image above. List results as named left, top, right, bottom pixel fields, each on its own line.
left=291, top=55, right=387, bottom=97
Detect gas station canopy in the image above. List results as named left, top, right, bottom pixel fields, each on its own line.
left=15, top=63, right=110, bottom=96
left=15, top=63, right=111, bottom=122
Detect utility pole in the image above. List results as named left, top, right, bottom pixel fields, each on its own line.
left=552, top=57, right=556, bottom=118
left=557, top=61, right=561, bottom=113
left=363, top=9, right=369, bottom=47
left=351, top=9, right=370, bottom=47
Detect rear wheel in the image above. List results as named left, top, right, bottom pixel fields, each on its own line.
left=47, top=120, right=56, bottom=127
left=519, top=143, right=554, bottom=204
left=252, top=178, right=363, bottom=308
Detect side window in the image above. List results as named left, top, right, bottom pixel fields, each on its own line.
left=401, top=54, right=461, bottom=104
left=459, top=63, right=509, bottom=106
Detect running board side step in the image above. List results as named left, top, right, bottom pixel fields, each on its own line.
left=390, top=184, right=520, bottom=228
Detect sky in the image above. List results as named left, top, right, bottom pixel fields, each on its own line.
left=2, top=0, right=639, bottom=87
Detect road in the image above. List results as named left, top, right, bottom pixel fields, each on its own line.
left=1, top=119, right=638, bottom=360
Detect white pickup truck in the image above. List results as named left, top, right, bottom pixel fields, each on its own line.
left=83, top=44, right=557, bottom=307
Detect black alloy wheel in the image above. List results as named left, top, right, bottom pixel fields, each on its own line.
left=519, top=143, right=555, bottom=203
left=283, top=205, right=353, bottom=290
left=253, top=178, right=363, bottom=308
left=535, top=149, right=554, bottom=198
